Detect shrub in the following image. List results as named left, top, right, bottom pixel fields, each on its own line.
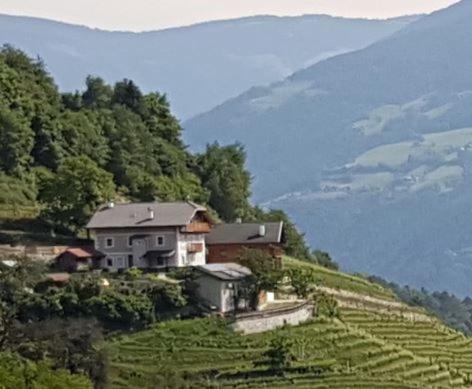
left=239, top=249, right=285, bottom=309
left=7, top=318, right=107, bottom=388
left=85, top=291, right=154, bottom=330
left=0, top=352, right=92, bottom=388
left=147, top=282, right=187, bottom=312
left=288, top=268, right=315, bottom=298
left=313, top=291, right=339, bottom=319
left=260, top=335, right=296, bottom=374
left=124, top=267, right=143, bottom=281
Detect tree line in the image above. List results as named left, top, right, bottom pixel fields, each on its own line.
left=369, top=275, right=472, bottom=335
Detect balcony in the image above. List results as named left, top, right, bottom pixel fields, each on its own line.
left=187, top=243, right=204, bottom=253
left=181, top=222, right=211, bottom=233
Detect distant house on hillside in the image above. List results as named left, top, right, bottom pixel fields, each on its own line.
left=55, top=247, right=104, bottom=272
left=206, top=222, right=284, bottom=265
left=86, top=201, right=212, bottom=271
left=194, top=263, right=252, bottom=313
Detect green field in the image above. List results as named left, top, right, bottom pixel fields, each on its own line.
left=107, top=259, right=472, bottom=388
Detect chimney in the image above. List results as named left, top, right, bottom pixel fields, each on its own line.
left=148, top=207, right=155, bottom=220
left=258, top=224, right=266, bottom=237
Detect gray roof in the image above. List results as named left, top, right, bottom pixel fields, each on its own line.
left=206, top=222, right=283, bottom=245
left=196, top=263, right=252, bottom=281
left=86, top=201, right=207, bottom=229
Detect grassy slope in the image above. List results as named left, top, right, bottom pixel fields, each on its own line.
left=284, top=256, right=397, bottom=301
left=107, top=258, right=472, bottom=388
left=0, top=208, right=86, bottom=246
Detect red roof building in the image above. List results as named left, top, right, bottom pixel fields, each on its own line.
left=55, top=247, right=104, bottom=272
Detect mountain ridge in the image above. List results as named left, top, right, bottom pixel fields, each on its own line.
left=0, top=12, right=421, bottom=34
left=0, top=13, right=417, bottom=119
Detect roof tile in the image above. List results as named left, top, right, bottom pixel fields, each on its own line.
left=86, top=202, right=207, bottom=229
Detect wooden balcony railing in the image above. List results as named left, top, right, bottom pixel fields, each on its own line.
left=182, top=222, right=211, bottom=233
left=187, top=243, right=204, bottom=253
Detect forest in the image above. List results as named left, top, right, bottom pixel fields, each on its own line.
left=0, top=45, right=312, bottom=259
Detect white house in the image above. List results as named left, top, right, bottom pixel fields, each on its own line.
left=86, top=201, right=212, bottom=271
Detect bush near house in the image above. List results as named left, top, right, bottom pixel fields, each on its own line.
left=0, top=352, right=92, bottom=388
left=0, top=257, right=192, bottom=387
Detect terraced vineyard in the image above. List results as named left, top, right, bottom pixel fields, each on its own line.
left=284, top=256, right=397, bottom=301
left=107, top=259, right=472, bottom=388
left=342, top=309, right=472, bottom=379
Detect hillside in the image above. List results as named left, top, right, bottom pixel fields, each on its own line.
left=0, top=13, right=417, bottom=119
left=0, top=47, right=314, bottom=263
left=108, top=258, right=472, bottom=388
left=185, top=0, right=472, bottom=296
left=0, top=45, right=212, bottom=235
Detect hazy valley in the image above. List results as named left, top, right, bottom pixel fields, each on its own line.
left=185, top=0, right=472, bottom=296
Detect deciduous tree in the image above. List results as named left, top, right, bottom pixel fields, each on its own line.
left=39, top=156, right=116, bottom=232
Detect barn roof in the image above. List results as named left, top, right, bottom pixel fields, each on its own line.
left=206, top=222, right=283, bottom=245
left=196, top=263, right=252, bottom=281
left=62, top=247, right=103, bottom=259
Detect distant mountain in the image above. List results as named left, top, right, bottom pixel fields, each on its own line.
left=0, top=14, right=417, bottom=119
left=185, top=1, right=472, bottom=296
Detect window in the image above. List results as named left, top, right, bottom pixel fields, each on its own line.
left=128, top=236, right=133, bottom=247
left=107, top=258, right=113, bottom=267
left=156, top=236, right=164, bottom=246
left=105, top=237, right=114, bottom=248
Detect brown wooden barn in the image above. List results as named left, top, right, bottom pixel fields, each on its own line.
left=55, top=247, right=104, bottom=272
left=206, top=222, right=284, bottom=264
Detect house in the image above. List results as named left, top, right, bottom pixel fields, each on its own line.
left=194, top=263, right=252, bottom=313
left=55, top=247, right=104, bottom=272
left=206, top=222, right=284, bottom=265
left=86, top=201, right=212, bottom=271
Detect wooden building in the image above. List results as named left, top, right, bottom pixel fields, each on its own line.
left=55, top=247, right=104, bottom=272
left=206, top=222, right=284, bottom=264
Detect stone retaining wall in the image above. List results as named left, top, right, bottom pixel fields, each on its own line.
left=0, top=245, right=67, bottom=260
left=231, top=301, right=314, bottom=334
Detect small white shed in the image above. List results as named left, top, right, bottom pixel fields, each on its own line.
left=195, top=263, right=252, bottom=313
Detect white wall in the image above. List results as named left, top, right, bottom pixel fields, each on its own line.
left=176, top=231, right=206, bottom=267
left=231, top=303, right=314, bottom=334
left=91, top=227, right=207, bottom=270
left=196, top=274, right=225, bottom=311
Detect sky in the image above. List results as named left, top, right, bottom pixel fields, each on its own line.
left=0, top=0, right=461, bottom=31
